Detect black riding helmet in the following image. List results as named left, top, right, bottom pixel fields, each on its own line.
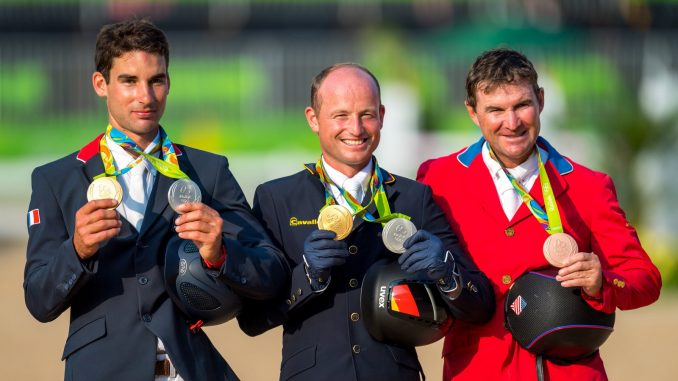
left=361, top=258, right=453, bottom=347
left=164, top=236, right=242, bottom=326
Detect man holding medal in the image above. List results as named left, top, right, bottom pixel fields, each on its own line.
left=24, top=19, right=287, bottom=380
left=236, top=63, right=494, bottom=380
left=417, top=48, right=662, bottom=380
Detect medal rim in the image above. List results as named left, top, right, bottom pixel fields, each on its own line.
left=317, top=204, right=353, bottom=240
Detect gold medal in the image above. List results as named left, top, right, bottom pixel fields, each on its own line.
left=543, top=232, right=578, bottom=268
left=317, top=204, right=353, bottom=240
left=87, top=177, right=123, bottom=209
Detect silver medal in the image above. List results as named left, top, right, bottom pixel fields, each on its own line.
left=168, top=178, right=202, bottom=212
left=382, top=218, right=417, bottom=254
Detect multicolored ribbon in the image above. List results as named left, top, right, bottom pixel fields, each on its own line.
left=315, top=156, right=410, bottom=226
left=489, top=146, right=563, bottom=234
left=95, top=124, right=189, bottom=180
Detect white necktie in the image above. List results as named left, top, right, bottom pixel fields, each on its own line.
left=342, top=178, right=363, bottom=203
left=500, top=188, right=522, bottom=221
left=126, top=162, right=148, bottom=232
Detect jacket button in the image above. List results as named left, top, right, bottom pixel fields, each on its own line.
left=295, top=288, right=303, bottom=296
left=286, top=299, right=292, bottom=305
left=138, top=276, right=148, bottom=285
left=352, top=345, right=361, bottom=354
left=502, top=275, right=512, bottom=285
left=348, top=278, right=359, bottom=288
left=348, top=245, right=358, bottom=255
left=350, top=312, right=360, bottom=322
left=142, top=314, right=152, bottom=323
left=504, top=228, right=515, bottom=237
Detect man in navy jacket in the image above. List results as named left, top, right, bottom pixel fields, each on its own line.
left=24, top=19, right=287, bottom=381
left=237, top=63, right=494, bottom=380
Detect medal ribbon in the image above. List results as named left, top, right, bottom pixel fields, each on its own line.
left=95, top=124, right=189, bottom=180
left=315, top=157, right=409, bottom=226
left=489, top=146, right=563, bottom=234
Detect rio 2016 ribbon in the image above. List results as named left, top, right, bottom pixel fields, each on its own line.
left=489, top=146, right=563, bottom=235
left=315, top=156, right=409, bottom=226
left=95, top=124, right=189, bottom=181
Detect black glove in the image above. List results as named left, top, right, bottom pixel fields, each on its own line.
left=303, top=229, right=349, bottom=283
left=398, top=229, right=455, bottom=281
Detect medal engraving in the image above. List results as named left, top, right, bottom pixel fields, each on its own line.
left=543, top=232, right=578, bottom=268
left=382, top=218, right=417, bottom=254
left=87, top=177, right=123, bottom=209
left=317, top=204, right=353, bottom=240
left=168, top=179, right=202, bottom=212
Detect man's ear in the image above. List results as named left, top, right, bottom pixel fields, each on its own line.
left=305, top=106, right=319, bottom=134
left=92, top=72, right=107, bottom=97
left=378, top=104, right=385, bottom=130
left=465, top=100, right=480, bottom=127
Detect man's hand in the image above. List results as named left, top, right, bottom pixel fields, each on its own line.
left=175, top=203, right=224, bottom=264
left=398, top=229, right=452, bottom=281
left=555, top=252, right=603, bottom=298
left=303, top=230, right=349, bottom=282
left=73, top=199, right=121, bottom=260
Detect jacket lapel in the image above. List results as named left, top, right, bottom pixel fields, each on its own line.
left=510, top=160, right=569, bottom=226
left=81, top=155, right=106, bottom=186
left=139, top=173, right=173, bottom=238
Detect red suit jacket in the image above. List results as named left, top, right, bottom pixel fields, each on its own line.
left=417, top=137, right=661, bottom=381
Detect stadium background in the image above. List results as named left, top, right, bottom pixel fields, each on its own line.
left=1, top=1, right=677, bottom=379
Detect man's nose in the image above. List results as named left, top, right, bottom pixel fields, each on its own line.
left=504, top=111, right=520, bottom=130
left=346, top=115, right=364, bottom=134
left=137, top=83, right=154, bottom=104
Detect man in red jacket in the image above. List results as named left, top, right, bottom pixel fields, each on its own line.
left=417, top=48, right=662, bottom=380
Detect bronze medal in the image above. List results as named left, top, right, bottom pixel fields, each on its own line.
left=317, top=204, right=353, bottom=240
left=87, top=177, right=123, bottom=209
left=543, top=232, right=578, bottom=268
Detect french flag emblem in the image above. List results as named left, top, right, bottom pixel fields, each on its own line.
left=510, top=295, right=526, bottom=316
left=28, top=209, right=41, bottom=227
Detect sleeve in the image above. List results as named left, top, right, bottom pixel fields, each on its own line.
left=419, top=185, right=495, bottom=323
left=23, top=168, right=97, bottom=323
left=237, top=182, right=325, bottom=336
left=583, top=174, right=662, bottom=314
left=208, top=157, right=290, bottom=300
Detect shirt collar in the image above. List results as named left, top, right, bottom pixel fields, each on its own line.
left=481, top=141, right=547, bottom=191
left=321, top=156, right=373, bottom=192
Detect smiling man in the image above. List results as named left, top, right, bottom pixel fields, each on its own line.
left=24, top=19, right=287, bottom=381
left=417, top=48, right=662, bottom=380
left=236, top=63, right=494, bottom=381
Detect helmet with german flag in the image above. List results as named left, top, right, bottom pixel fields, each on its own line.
left=361, top=258, right=453, bottom=347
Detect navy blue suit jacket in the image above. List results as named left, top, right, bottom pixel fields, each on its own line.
left=24, top=134, right=288, bottom=381
left=238, top=163, right=494, bottom=381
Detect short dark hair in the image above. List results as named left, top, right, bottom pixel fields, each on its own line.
left=94, top=18, right=169, bottom=83
left=466, top=48, right=540, bottom=108
left=310, top=63, right=381, bottom=112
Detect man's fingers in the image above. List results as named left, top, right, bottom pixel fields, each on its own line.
left=79, top=199, right=119, bottom=214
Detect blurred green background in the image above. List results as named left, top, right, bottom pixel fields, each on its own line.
left=2, top=0, right=676, bottom=285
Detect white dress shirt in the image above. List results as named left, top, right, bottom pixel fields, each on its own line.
left=481, top=142, right=548, bottom=221
left=106, top=133, right=182, bottom=381
left=321, top=156, right=372, bottom=212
